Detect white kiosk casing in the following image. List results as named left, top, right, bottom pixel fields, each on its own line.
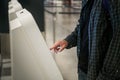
left=10, top=9, right=63, bottom=80
left=0, top=0, right=23, bottom=68
left=9, top=0, right=23, bottom=21
left=0, top=1, right=22, bottom=65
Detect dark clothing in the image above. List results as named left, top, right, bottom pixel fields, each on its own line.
left=79, top=0, right=94, bottom=73
left=0, top=0, right=9, bottom=33
left=65, top=0, right=120, bottom=80
left=78, top=69, right=87, bottom=80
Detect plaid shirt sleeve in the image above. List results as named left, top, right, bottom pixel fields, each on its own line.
left=64, top=20, right=80, bottom=49
left=64, top=0, right=88, bottom=49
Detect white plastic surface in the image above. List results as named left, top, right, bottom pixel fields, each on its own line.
left=9, top=0, right=22, bottom=21
left=10, top=9, right=63, bottom=80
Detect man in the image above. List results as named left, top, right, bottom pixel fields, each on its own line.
left=50, top=0, right=120, bottom=80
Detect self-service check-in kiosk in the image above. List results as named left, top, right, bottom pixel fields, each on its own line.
left=10, top=9, right=63, bottom=80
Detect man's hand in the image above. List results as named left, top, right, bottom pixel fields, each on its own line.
left=50, top=40, right=68, bottom=53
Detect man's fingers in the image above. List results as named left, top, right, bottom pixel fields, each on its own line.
left=50, top=40, right=67, bottom=53
left=58, top=45, right=66, bottom=52
left=50, top=41, right=61, bottom=50
left=50, top=47, right=52, bottom=50
left=50, top=44, right=59, bottom=50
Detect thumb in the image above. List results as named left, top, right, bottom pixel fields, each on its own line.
left=58, top=45, right=66, bottom=52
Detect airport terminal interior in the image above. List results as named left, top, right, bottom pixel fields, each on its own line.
left=0, top=0, right=82, bottom=80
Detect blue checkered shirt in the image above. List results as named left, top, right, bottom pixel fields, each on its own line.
left=65, top=0, right=120, bottom=80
